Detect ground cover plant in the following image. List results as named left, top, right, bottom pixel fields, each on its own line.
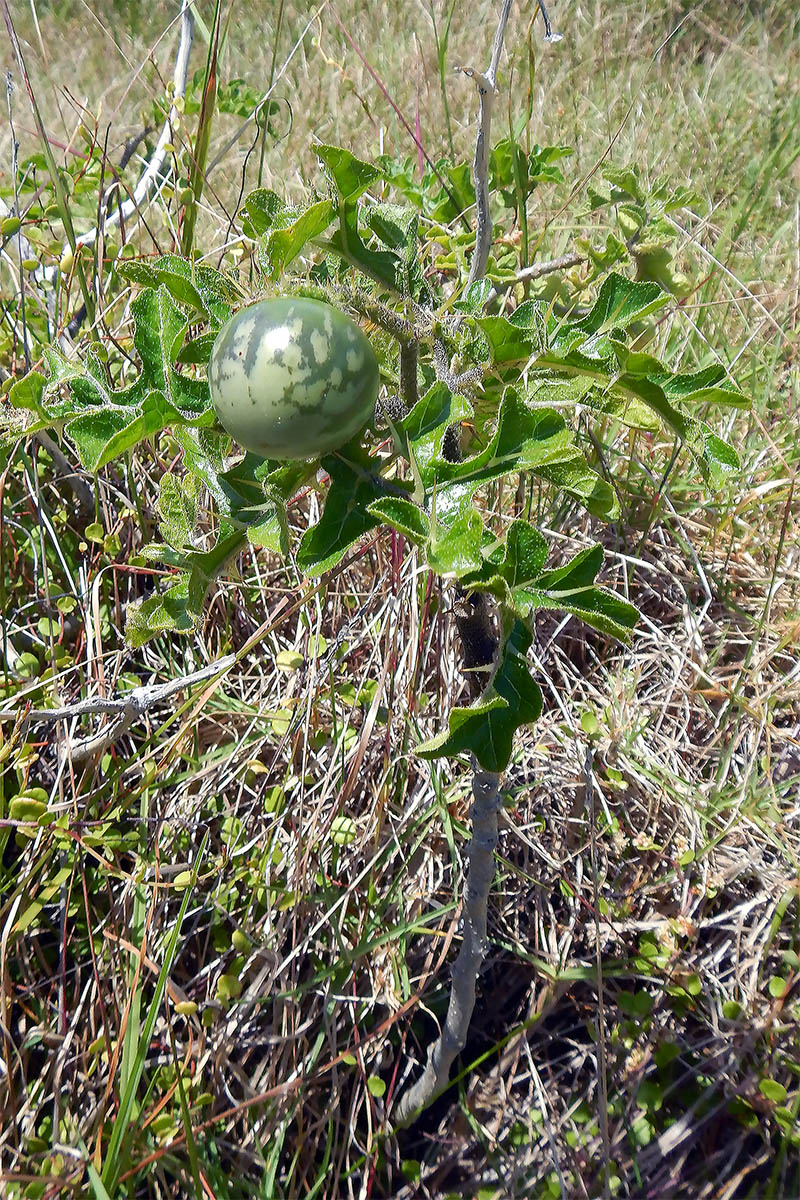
left=1, top=1, right=799, bottom=1197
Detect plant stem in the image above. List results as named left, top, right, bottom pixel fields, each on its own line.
left=181, top=0, right=221, bottom=256
left=393, top=764, right=502, bottom=1125
left=399, top=341, right=419, bottom=412
left=393, top=344, right=500, bottom=1126
left=394, top=1, right=564, bottom=1122
left=429, top=0, right=457, bottom=159
left=465, top=0, right=515, bottom=287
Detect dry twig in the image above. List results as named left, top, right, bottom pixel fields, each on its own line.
left=1, top=655, right=234, bottom=764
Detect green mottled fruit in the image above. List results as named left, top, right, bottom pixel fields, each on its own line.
left=208, top=297, right=379, bottom=460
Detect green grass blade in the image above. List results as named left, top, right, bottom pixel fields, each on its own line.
left=2, top=2, right=94, bottom=322
left=100, top=830, right=209, bottom=1193
left=181, top=0, right=222, bottom=255
left=169, top=1023, right=205, bottom=1199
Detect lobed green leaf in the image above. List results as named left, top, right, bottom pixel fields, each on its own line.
left=259, top=199, right=336, bottom=279
left=297, top=447, right=385, bottom=575
left=316, top=144, right=383, bottom=203
left=118, top=254, right=237, bottom=323
left=416, top=620, right=542, bottom=772
left=401, top=384, right=619, bottom=522
left=459, top=521, right=639, bottom=641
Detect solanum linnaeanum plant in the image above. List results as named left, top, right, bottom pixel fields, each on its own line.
left=5, top=140, right=746, bottom=1118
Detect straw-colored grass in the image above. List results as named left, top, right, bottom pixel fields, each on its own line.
left=1, top=1, right=798, bottom=1196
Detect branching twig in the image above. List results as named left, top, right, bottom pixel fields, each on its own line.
left=462, top=0, right=562, bottom=290
left=485, top=251, right=585, bottom=305
left=1, top=655, right=234, bottom=764
left=463, top=0, right=515, bottom=288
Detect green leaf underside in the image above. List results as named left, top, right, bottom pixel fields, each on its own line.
left=327, top=202, right=400, bottom=290
left=526, top=373, right=660, bottom=433
left=416, top=620, right=543, bottom=772
left=366, top=496, right=429, bottom=542
left=516, top=545, right=639, bottom=643
left=426, top=506, right=484, bottom=577
left=126, top=576, right=202, bottom=648
left=158, top=472, right=200, bottom=549
left=468, top=519, right=549, bottom=588
left=316, top=144, right=384, bottom=203
left=240, top=188, right=290, bottom=238
left=553, top=273, right=669, bottom=349
left=365, top=203, right=427, bottom=298
left=476, top=315, right=542, bottom=364
left=196, top=448, right=300, bottom=555
left=453, top=278, right=493, bottom=313
left=7, top=369, right=47, bottom=418
left=176, top=332, right=217, bottom=365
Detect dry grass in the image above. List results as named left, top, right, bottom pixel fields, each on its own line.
left=1, top=1, right=799, bottom=1198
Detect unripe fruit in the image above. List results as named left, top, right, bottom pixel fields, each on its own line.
left=208, top=297, right=379, bottom=460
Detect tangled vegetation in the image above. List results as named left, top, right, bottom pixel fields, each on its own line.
left=0, top=1, right=798, bottom=1197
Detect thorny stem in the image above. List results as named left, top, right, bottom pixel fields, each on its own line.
left=324, top=283, right=422, bottom=413
left=399, top=341, right=419, bottom=412
left=326, top=286, right=486, bottom=421
left=393, top=345, right=500, bottom=1131
left=432, top=339, right=483, bottom=397
left=342, top=292, right=499, bottom=1125
left=329, top=285, right=419, bottom=346
left=393, top=765, right=502, bottom=1125
left=392, top=0, right=569, bottom=1128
